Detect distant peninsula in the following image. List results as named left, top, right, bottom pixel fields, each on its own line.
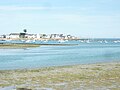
left=0, top=29, right=80, bottom=41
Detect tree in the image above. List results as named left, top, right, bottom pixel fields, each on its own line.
left=23, top=29, right=27, bottom=34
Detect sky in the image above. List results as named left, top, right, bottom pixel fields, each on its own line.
left=0, top=0, right=120, bottom=38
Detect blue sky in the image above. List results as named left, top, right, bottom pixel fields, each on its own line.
left=0, top=0, right=120, bottom=38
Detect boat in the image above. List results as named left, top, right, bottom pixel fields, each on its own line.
left=58, top=39, right=66, bottom=43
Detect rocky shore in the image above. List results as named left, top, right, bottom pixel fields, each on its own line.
left=0, top=62, right=120, bottom=90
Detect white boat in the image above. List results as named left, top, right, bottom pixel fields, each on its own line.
left=98, top=41, right=103, bottom=43
left=104, top=40, right=108, bottom=43
left=25, top=40, right=36, bottom=43
left=43, top=40, right=48, bottom=43
left=79, top=40, right=84, bottom=43
left=58, top=40, right=66, bottom=43
left=114, top=40, right=120, bottom=43
left=25, top=40, right=31, bottom=43
left=86, top=40, right=90, bottom=43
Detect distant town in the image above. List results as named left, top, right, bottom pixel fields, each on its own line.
left=0, top=29, right=80, bottom=41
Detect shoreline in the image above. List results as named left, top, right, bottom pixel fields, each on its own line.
left=0, top=61, right=120, bottom=90
left=0, top=61, right=119, bottom=71
left=0, top=43, right=40, bottom=48
left=0, top=43, right=78, bottom=49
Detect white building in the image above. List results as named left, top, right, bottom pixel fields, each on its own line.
left=6, top=34, right=10, bottom=39
left=45, top=34, right=51, bottom=39
left=0, top=35, right=6, bottom=38
left=36, top=34, right=40, bottom=39
left=9, top=33, right=20, bottom=39
left=26, top=34, right=37, bottom=39
left=50, top=34, right=62, bottom=39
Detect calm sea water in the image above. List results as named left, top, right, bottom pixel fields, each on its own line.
left=0, top=39, right=120, bottom=70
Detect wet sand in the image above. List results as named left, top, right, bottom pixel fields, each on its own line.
left=0, top=62, right=120, bottom=90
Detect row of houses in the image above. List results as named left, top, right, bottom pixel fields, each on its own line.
left=0, top=33, right=78, bottom=40
left=0, top=33, right=37, bottom=39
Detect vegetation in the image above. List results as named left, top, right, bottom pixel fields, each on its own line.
left=23, top=29, right=27, bottom=34
left=0, top=43, right=78, bottom=49
left=0, top=43, right=40, bottom=48
left=0, top=62, right=120, bottom=90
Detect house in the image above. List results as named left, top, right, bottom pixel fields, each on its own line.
left=39, top=34, right=47, bottom=39
left=6, top=34, right=10, bottom=39
left=36, top=34, right=40, bottom=39
left=9, top=33, right=20, bottom=39
left=26, top=34, right=37, bottom=39
left=19, top=33, right=26, bottom=38
left=0, top=35, right=6, bottom=38
left=43, top=34, right=51, bottom=39
left=50, top=34, right=61, bottom=39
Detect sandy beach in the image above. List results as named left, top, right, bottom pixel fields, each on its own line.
left=0, top=62, right=120, bottom=90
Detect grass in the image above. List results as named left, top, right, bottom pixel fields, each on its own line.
left=0, top=43, right=40, bottom=48
left=0, top=62, right=120, bottom=90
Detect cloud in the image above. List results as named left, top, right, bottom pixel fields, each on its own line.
left=0, top=5, right=94, bottom=11
left=0, top=6, right=48, bottom=11
left=0, top=6, right=80, bottom=11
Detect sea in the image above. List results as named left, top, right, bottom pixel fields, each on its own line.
left=0, top=38, right=120, bottom=70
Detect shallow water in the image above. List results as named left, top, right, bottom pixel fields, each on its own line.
left=0, top=39, right=120, bottom=70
